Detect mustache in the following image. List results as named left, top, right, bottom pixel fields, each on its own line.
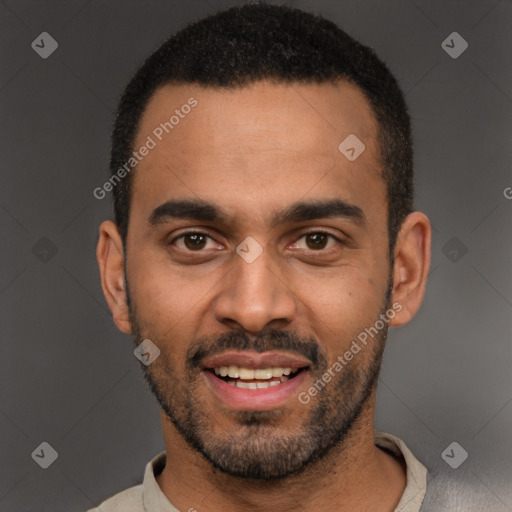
left=186, top=330, right=327, bottom=372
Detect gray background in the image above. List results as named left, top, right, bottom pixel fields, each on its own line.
left=1, top=0, right=511, bottom=510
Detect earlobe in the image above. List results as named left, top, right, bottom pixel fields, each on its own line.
left=388, top=212, right=431, bottom=327
left=96, top=220, right=132, bottom=334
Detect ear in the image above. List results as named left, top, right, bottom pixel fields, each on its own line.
left=96, top=220, right=132, bottom=334
left=388, top=212, right=431, bottom=327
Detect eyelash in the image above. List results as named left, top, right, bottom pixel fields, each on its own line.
left=169, top=229, right=344, bottom=255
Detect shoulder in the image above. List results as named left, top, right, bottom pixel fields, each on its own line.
left=87, top=451, right=167, bottom=512
left=374, top=431, right=428, bottom=512
left=87, top=483, right=144, bottom=512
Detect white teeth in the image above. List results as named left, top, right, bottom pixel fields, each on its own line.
left=213, top=366, right=295, bottom=379
left=271, top=367, right=284, bottom=377
left=255, top=380, right=284, bottom=389
left=223, top=377, right=291, bottom=389
left=223, top=377, right=289, bottom=389
left=228, top=365, right=239, bottom=378
left=235, top=381, right=258, bottom=389
left=238, top=368, right=255, bottom=379
left=254, top=368, right=273, bottom=379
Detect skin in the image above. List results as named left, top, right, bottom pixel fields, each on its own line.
left=97, top=79, right=431, bottom=511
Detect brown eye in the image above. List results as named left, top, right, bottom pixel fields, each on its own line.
left=288, top=231, right=342, bottom=255
left=305, top=233, right=330, bottom=250
left=183, top=233, right=207, bottom=250
left=171, top=232, right=218, bottom=252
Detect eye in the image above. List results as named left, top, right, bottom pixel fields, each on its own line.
left=168, top=230, right=343, bottom=255
left=290, top=231, right=341, bottom=252
left=170, top=231, right=222, bottom=252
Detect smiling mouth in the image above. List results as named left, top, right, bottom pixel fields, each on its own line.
left=208, top=365, right=308, bottom=389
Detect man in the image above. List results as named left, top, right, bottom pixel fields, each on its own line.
left=92, top=3, right=431, bottom=511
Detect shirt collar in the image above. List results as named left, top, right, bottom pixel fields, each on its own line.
left=141, top=431, right=427, bottom=512
left=374, top=431, right=428, bottom=511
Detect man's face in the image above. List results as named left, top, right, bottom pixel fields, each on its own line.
left=125, top=80, right=391, bottom=479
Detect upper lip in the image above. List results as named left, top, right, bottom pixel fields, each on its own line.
left=201, top=351, right=311, bottom=370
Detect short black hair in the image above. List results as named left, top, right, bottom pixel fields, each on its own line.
left=110, top=2, right=413, bottom=254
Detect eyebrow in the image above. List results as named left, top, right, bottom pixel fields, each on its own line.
left=270, top=198, right=365, bottom=229
left=148, top=198, right=365, bottom=228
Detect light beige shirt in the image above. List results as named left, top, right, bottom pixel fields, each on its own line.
left=88, top=431, right=427, bottom=512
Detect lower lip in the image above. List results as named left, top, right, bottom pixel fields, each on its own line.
left=202, top=370, right=308, bottom=411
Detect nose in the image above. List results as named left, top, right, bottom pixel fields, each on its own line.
left=213, top=244, right=297, bottom=333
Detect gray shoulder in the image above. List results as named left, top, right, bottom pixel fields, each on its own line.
left=87, top=484, right=143, bottom=512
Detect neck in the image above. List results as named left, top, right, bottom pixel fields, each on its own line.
left=156, top=391, right=406, bottom=512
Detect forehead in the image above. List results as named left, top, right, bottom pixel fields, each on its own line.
left=136, top=79, right=378, bottom=154
left=130, top=80, right=384, bottom=229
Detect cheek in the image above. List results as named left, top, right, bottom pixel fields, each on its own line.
left=128, top=251, right=221, bottom=334
left=289, top=265, right=386, bottom=342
